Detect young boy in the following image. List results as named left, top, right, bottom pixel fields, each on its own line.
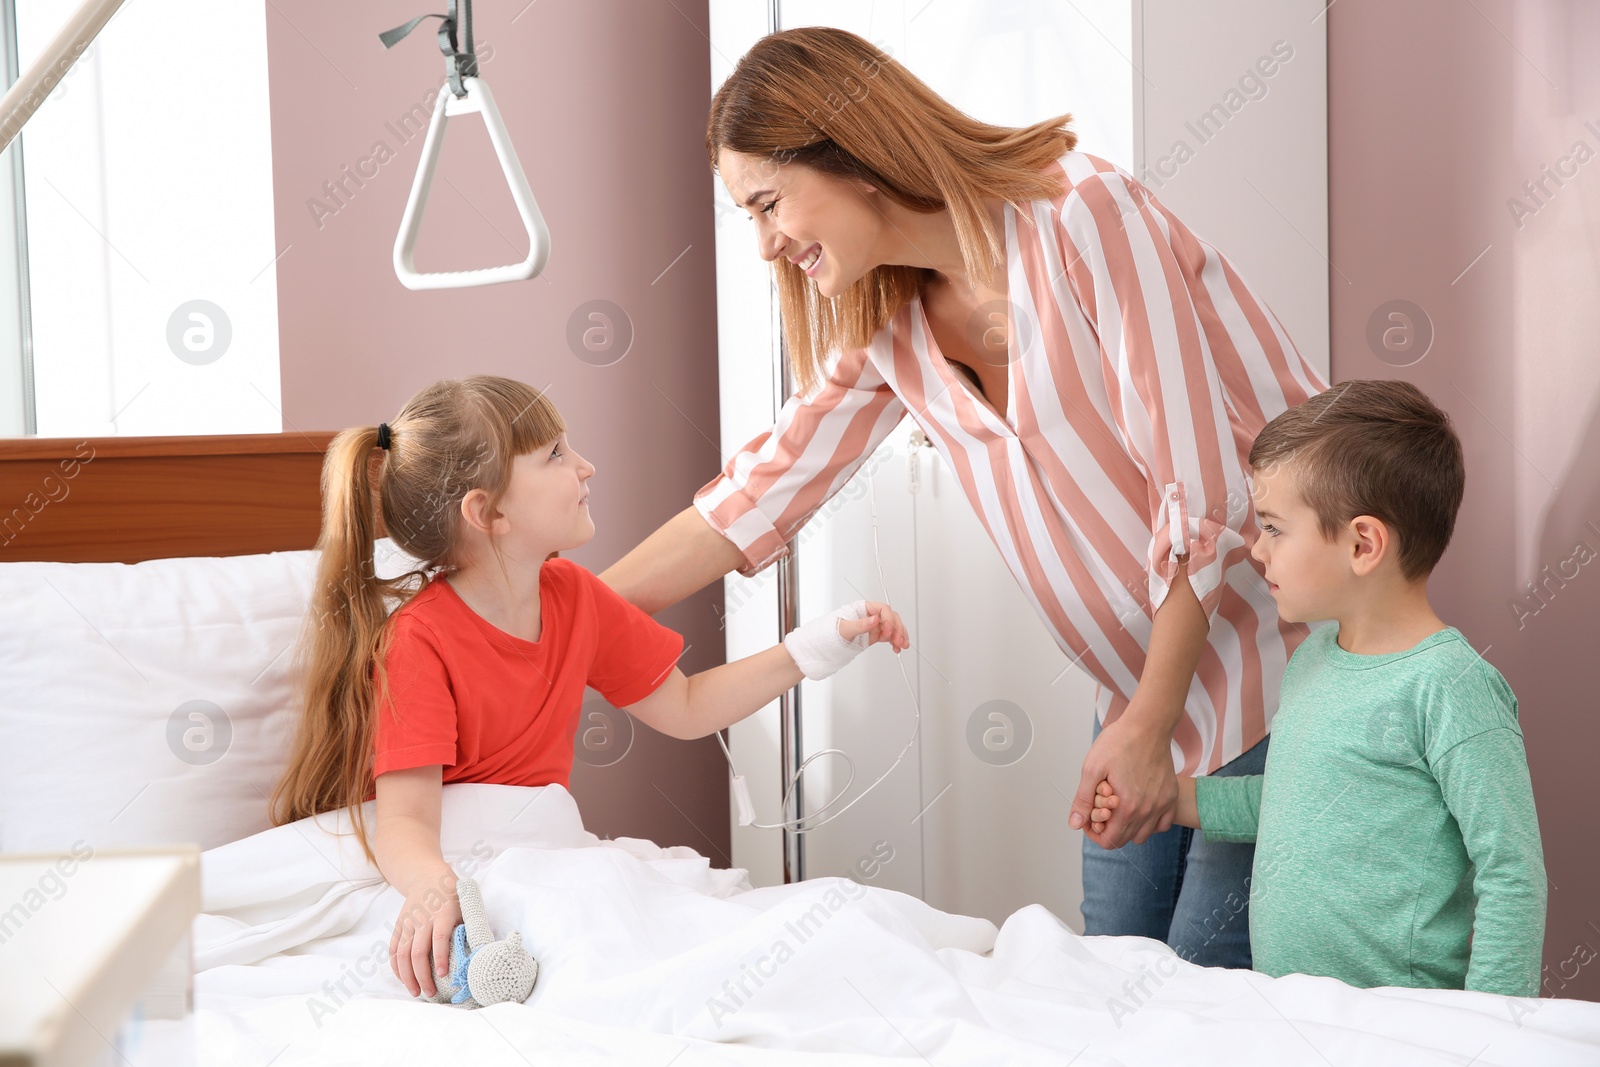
left=1090, top=379, right=1545, bottom=996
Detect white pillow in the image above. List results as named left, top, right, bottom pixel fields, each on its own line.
left=0, top=539, right=424, bottom=853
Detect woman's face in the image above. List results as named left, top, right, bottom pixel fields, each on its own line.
left=717, top=148, right=883, bottom=298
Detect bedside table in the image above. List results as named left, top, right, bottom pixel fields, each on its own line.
left=0, top=846, right=200, bottom=1067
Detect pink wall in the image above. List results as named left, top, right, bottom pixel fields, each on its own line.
left=264, top=0, right=732, bottom=861
left=1331, top=0, right=1599, bottom=1001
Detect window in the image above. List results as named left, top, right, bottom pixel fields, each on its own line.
left=0, top=0, right=280, bottom=437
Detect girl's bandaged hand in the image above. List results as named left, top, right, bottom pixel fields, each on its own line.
left=783, top=599, right=909, bottom=681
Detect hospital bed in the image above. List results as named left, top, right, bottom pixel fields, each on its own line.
left=0, top=431, right=1597, bottom=1066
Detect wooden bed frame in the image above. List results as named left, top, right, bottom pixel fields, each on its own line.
left=0, top=432, right=336, bottom=563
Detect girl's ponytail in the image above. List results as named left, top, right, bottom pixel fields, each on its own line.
left=271, top=426, right=407, bottom=861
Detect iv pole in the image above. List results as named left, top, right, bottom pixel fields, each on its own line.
left=766, top=0, right=806, bottom=886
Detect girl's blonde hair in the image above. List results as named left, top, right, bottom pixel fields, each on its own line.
left=707, top=26, right=1077, bottom=394
left=270, top=376, right=565, bottom=860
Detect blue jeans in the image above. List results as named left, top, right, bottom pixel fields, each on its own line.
left=1079, top=717, right=1268, bottom=968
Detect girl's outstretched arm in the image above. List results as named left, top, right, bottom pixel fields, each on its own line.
left=375, top=765, right=463, bottom=998
left=625, top=601, right=909, bottom=741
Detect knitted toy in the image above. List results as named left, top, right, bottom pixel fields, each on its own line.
left=423, top=877, right=538, bottom=1008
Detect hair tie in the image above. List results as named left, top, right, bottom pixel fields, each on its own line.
left=376, top=422, right=393, bottom=450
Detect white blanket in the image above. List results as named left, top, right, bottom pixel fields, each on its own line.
left=139, top=784, right=1600, bottom=1065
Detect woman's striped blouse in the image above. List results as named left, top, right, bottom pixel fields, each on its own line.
left=695, top=152, right=1329, bottom=775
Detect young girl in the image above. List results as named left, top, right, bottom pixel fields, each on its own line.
left=270, top=376, right=908, bottom=999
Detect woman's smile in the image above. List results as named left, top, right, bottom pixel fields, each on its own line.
left=794, top=243, right=823, bottom=274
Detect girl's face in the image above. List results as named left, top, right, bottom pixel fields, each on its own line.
left=491, top=434, right=596, bottom=556
left=717, top=149, right=884, bottom=299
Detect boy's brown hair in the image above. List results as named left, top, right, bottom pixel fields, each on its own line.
left=1248, top=379, right=1464, bottom=581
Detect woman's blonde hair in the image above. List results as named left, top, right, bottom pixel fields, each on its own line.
left=708, top=26, right=1077, bottom=394
left=270, top=376, right=565, bottom=861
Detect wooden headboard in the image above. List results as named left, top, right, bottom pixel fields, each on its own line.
left=0, top=433, right=336, bottom=563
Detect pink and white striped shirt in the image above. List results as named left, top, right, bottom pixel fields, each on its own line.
left=695, top=152, right=1329, bottom=774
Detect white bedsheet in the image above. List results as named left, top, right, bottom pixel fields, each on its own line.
left=134, top=784, right=1600, bottom=1066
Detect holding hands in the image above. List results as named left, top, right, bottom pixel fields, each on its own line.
left=1083, top=770, right=1202, bottom=842
left=1067, top=714, right=1181, bottom=849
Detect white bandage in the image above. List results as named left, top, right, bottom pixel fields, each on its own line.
left=783, top=600, right=874, bottom=681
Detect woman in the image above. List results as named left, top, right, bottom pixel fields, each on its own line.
left=600, top=26, right=1327, bottom=968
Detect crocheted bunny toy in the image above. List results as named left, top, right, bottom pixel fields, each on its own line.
left=423, top=877, right=538, bottom=1009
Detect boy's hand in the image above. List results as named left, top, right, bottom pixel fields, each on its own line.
left=390, top=885, right=463, bottom=998
left=1088, top=779, right=1119, bottom=837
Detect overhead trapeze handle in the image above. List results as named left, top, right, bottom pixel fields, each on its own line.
left=391, top=76, right=551, bottom=290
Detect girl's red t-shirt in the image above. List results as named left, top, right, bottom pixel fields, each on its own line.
left=373, top=558, right=683, bottom=787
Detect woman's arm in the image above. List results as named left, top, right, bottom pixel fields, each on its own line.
left=375, top=765, right=461, bottom=998
left=603, top=348, right=905, bottom=617
left=1054, top=167, right=1317, bottom=849
left=599, top=506, right=747, bottom=616
left=1069, top=556, right=1209, bottom=846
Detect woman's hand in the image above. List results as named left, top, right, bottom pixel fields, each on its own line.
left=1068, top=712, right=1179, bottom=848
left=390, top=877, right=462, bottom=998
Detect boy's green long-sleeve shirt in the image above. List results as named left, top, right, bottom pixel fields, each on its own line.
left=1195, top=624, right=1545, bottom=997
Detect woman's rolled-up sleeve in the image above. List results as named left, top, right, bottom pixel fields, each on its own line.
left=694, top=345, right=906, bottom=577
left=1057, top=163, right=1322, bottom=620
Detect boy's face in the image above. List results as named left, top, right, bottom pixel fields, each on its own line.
left=1248, top=461, right=1355, bottom=624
